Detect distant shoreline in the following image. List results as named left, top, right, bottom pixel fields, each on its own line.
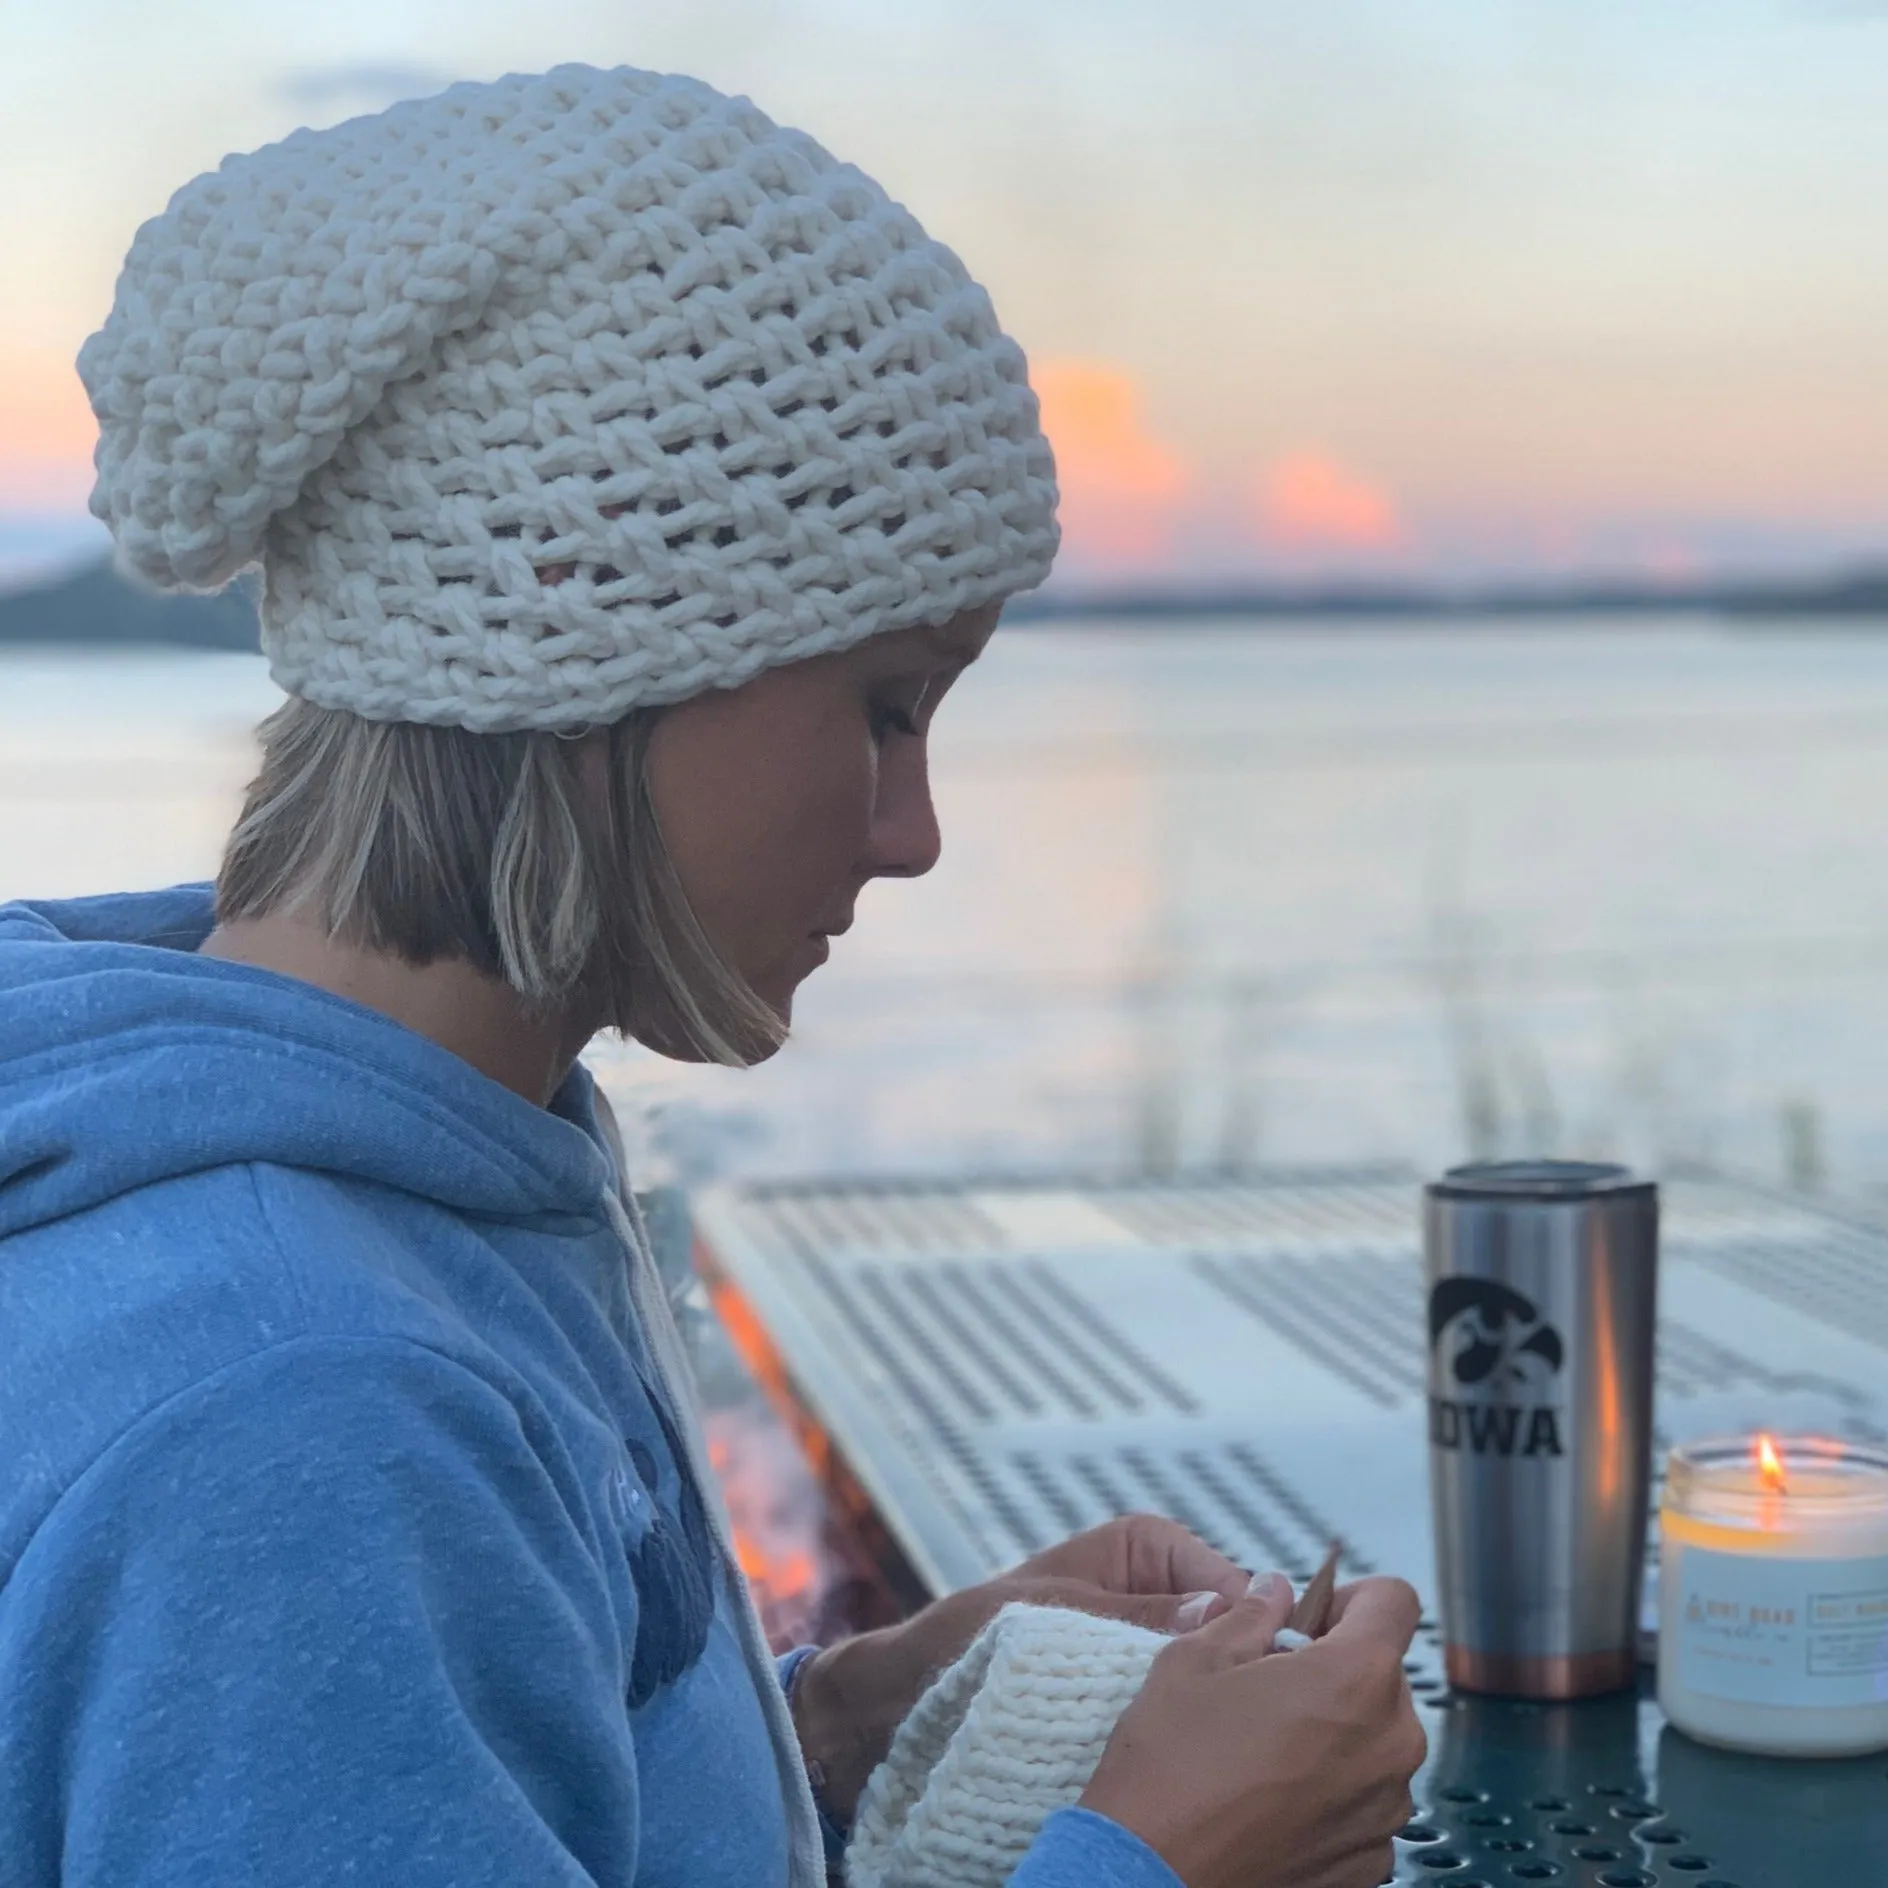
left=1, top=555, right=1883, bottom=652
left=1010, top=572, right=1888, bottom=624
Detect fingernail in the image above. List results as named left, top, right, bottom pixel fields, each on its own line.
left=1246, top=1570, right=1293, bottom=1605
left=1175, top=1590, right=1221, bottom=1631
left=1272, top=1626, right=1314, bottom=1651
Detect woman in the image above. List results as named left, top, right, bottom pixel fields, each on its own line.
left=0, top=65, right=1424, bottom=1888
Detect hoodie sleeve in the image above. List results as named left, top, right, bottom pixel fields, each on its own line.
left=1010, top=1808, right=1186, bottom=1888
left=0, top=1335, right=639, bottom=1887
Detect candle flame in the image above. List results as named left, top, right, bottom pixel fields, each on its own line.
left=1756, top=1432, right=1789, bottom=1493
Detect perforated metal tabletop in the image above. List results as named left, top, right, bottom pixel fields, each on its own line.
left=695, top=1169, right=1888, bottom=1888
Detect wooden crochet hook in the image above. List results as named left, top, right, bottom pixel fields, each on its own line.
left=1272, top=1541, right=1343, bottom=1650
left=1290, top=1540, right=1343, bottom=1637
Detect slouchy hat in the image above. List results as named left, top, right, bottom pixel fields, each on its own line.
left=79, top=65, right=1059, bottom=731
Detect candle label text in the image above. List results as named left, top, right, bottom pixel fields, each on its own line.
left=1667, top=1547, right=1888, bottom=1708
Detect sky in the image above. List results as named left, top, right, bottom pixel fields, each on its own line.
left=3, top=0, right=1887, bottom=588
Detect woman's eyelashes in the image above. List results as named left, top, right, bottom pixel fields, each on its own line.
left=867, top=663, right=955, bottom=743
left=868, top=698, right=921, bottom=742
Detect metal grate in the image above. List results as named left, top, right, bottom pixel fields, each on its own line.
left=1686, top=1231, right=1888, bottom=1357
left=751, top=1183, right=1011, bottom=1260
left=703, top=1174, right=1888, bottom=1581
left=1095, top=1171, right=1418, bottom=1248
left=976, top=1436, right=1369, bottom=1585
left=698, top=1169, right=1888, bottom=1886
left=1194, top=1248, right=1427, bottom=1404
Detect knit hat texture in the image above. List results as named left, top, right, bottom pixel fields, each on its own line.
left=847, top=1603, right=1166, bottom=1888
left=79, top=65, right=1059, bottom=731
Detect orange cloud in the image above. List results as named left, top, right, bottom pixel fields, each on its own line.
left=0, top=353, right=96, bottom=507
left=1256, top=451, right=1406, bottom=550
left=1033, top=358, right=1188, bottom=563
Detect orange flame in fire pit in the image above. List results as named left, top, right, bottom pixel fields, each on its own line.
left=697, top=1266, right=857, bottom=1648
left=704, top=1406, right=826, bottom=1646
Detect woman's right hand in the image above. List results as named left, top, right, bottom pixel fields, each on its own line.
left=1078, top=1572, right=1428, bottom=1888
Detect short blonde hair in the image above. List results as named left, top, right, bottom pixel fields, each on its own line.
left=216, top=699, right=784, bottom=1066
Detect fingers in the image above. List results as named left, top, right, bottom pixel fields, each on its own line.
left=1321, top=1575, right=1422, bottom=1653
left=1039, top=1581, right=1233, bottom=1635
left=1117, top=1512, right=1252, bottom=1608
left=1017, top=1513, right=1250, bottom=1611
left=1182, top=1570, right=1297, bottom=1664
left=1011, top=1523, right=1425, bottom=1673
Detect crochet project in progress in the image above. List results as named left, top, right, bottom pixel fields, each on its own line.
left=80, top=65, right=1059, bottom=732
left=848, top=1603, right=1167, bottom=1888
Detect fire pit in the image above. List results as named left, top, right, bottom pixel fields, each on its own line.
left=696, top=1166, right=1888, bottom=1888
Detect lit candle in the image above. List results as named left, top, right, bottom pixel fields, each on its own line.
left=1658, top=1433, right=1888, bottom=1757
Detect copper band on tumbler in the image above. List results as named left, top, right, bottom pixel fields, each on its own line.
left=1424, top=1161, right=1659, bottom=1700
left=1444, top=1645, right=1641, bottom=1701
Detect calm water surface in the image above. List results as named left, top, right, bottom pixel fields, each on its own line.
left=10, top=617, right=1888, bottom=1198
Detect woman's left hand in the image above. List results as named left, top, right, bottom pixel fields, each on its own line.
left=786, top=1513, right=1255, bottom=1821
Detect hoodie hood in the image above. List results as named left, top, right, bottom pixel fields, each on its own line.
left=0, top=885, right=617, bottom=1240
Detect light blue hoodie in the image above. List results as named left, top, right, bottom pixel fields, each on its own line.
left=0, top=886, right=1179, bottom=1888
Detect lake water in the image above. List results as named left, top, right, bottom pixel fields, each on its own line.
left=11, top=617, right=1888, bottom=1202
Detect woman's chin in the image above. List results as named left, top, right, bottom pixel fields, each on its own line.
left=757, top=935, right=830, bottom=1009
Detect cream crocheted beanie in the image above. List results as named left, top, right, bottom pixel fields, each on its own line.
left=848, top=1603, right=1167, bottom=1888
left=79, top=65, right=1059, bottom=731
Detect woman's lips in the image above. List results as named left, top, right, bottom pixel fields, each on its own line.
left=796, top=915, right=849, bottom=974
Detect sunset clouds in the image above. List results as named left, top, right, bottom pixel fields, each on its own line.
left=1255, top=453, right=1407, bottom=553
left=1031, top=360, right=1189, bottom=565
left=3, top=1, right=1888, bottom=587
left=1032, top=359, right=1417, bottom=576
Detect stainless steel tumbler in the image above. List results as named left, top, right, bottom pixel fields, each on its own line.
left=1424, top=1160, right=1659, bottom=1699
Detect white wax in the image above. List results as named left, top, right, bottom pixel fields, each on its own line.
left=1657, top=1442, right=1888, bottom=1758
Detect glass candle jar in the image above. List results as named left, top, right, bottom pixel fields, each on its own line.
left=1658, top=1435, right=1888, bottom=1757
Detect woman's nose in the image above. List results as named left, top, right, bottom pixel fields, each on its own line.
left=864, top=737, right=942, bottom=880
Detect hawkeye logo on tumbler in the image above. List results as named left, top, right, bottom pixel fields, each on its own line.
left=1427, top=1278, right=1567, bottom=1459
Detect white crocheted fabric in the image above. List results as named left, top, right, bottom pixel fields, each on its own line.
left=80, top=65, right=1059, bottom=731
left=847, top=1603, right=1167, bottom=1888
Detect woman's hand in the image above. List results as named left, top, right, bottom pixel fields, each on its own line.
left=788, top=1514, right=1250, bottom=1820
left=1080, top=1574, right=1428, bottom=1888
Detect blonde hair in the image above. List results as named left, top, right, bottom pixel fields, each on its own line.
left=216, top=699, right=784, bottom=1066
